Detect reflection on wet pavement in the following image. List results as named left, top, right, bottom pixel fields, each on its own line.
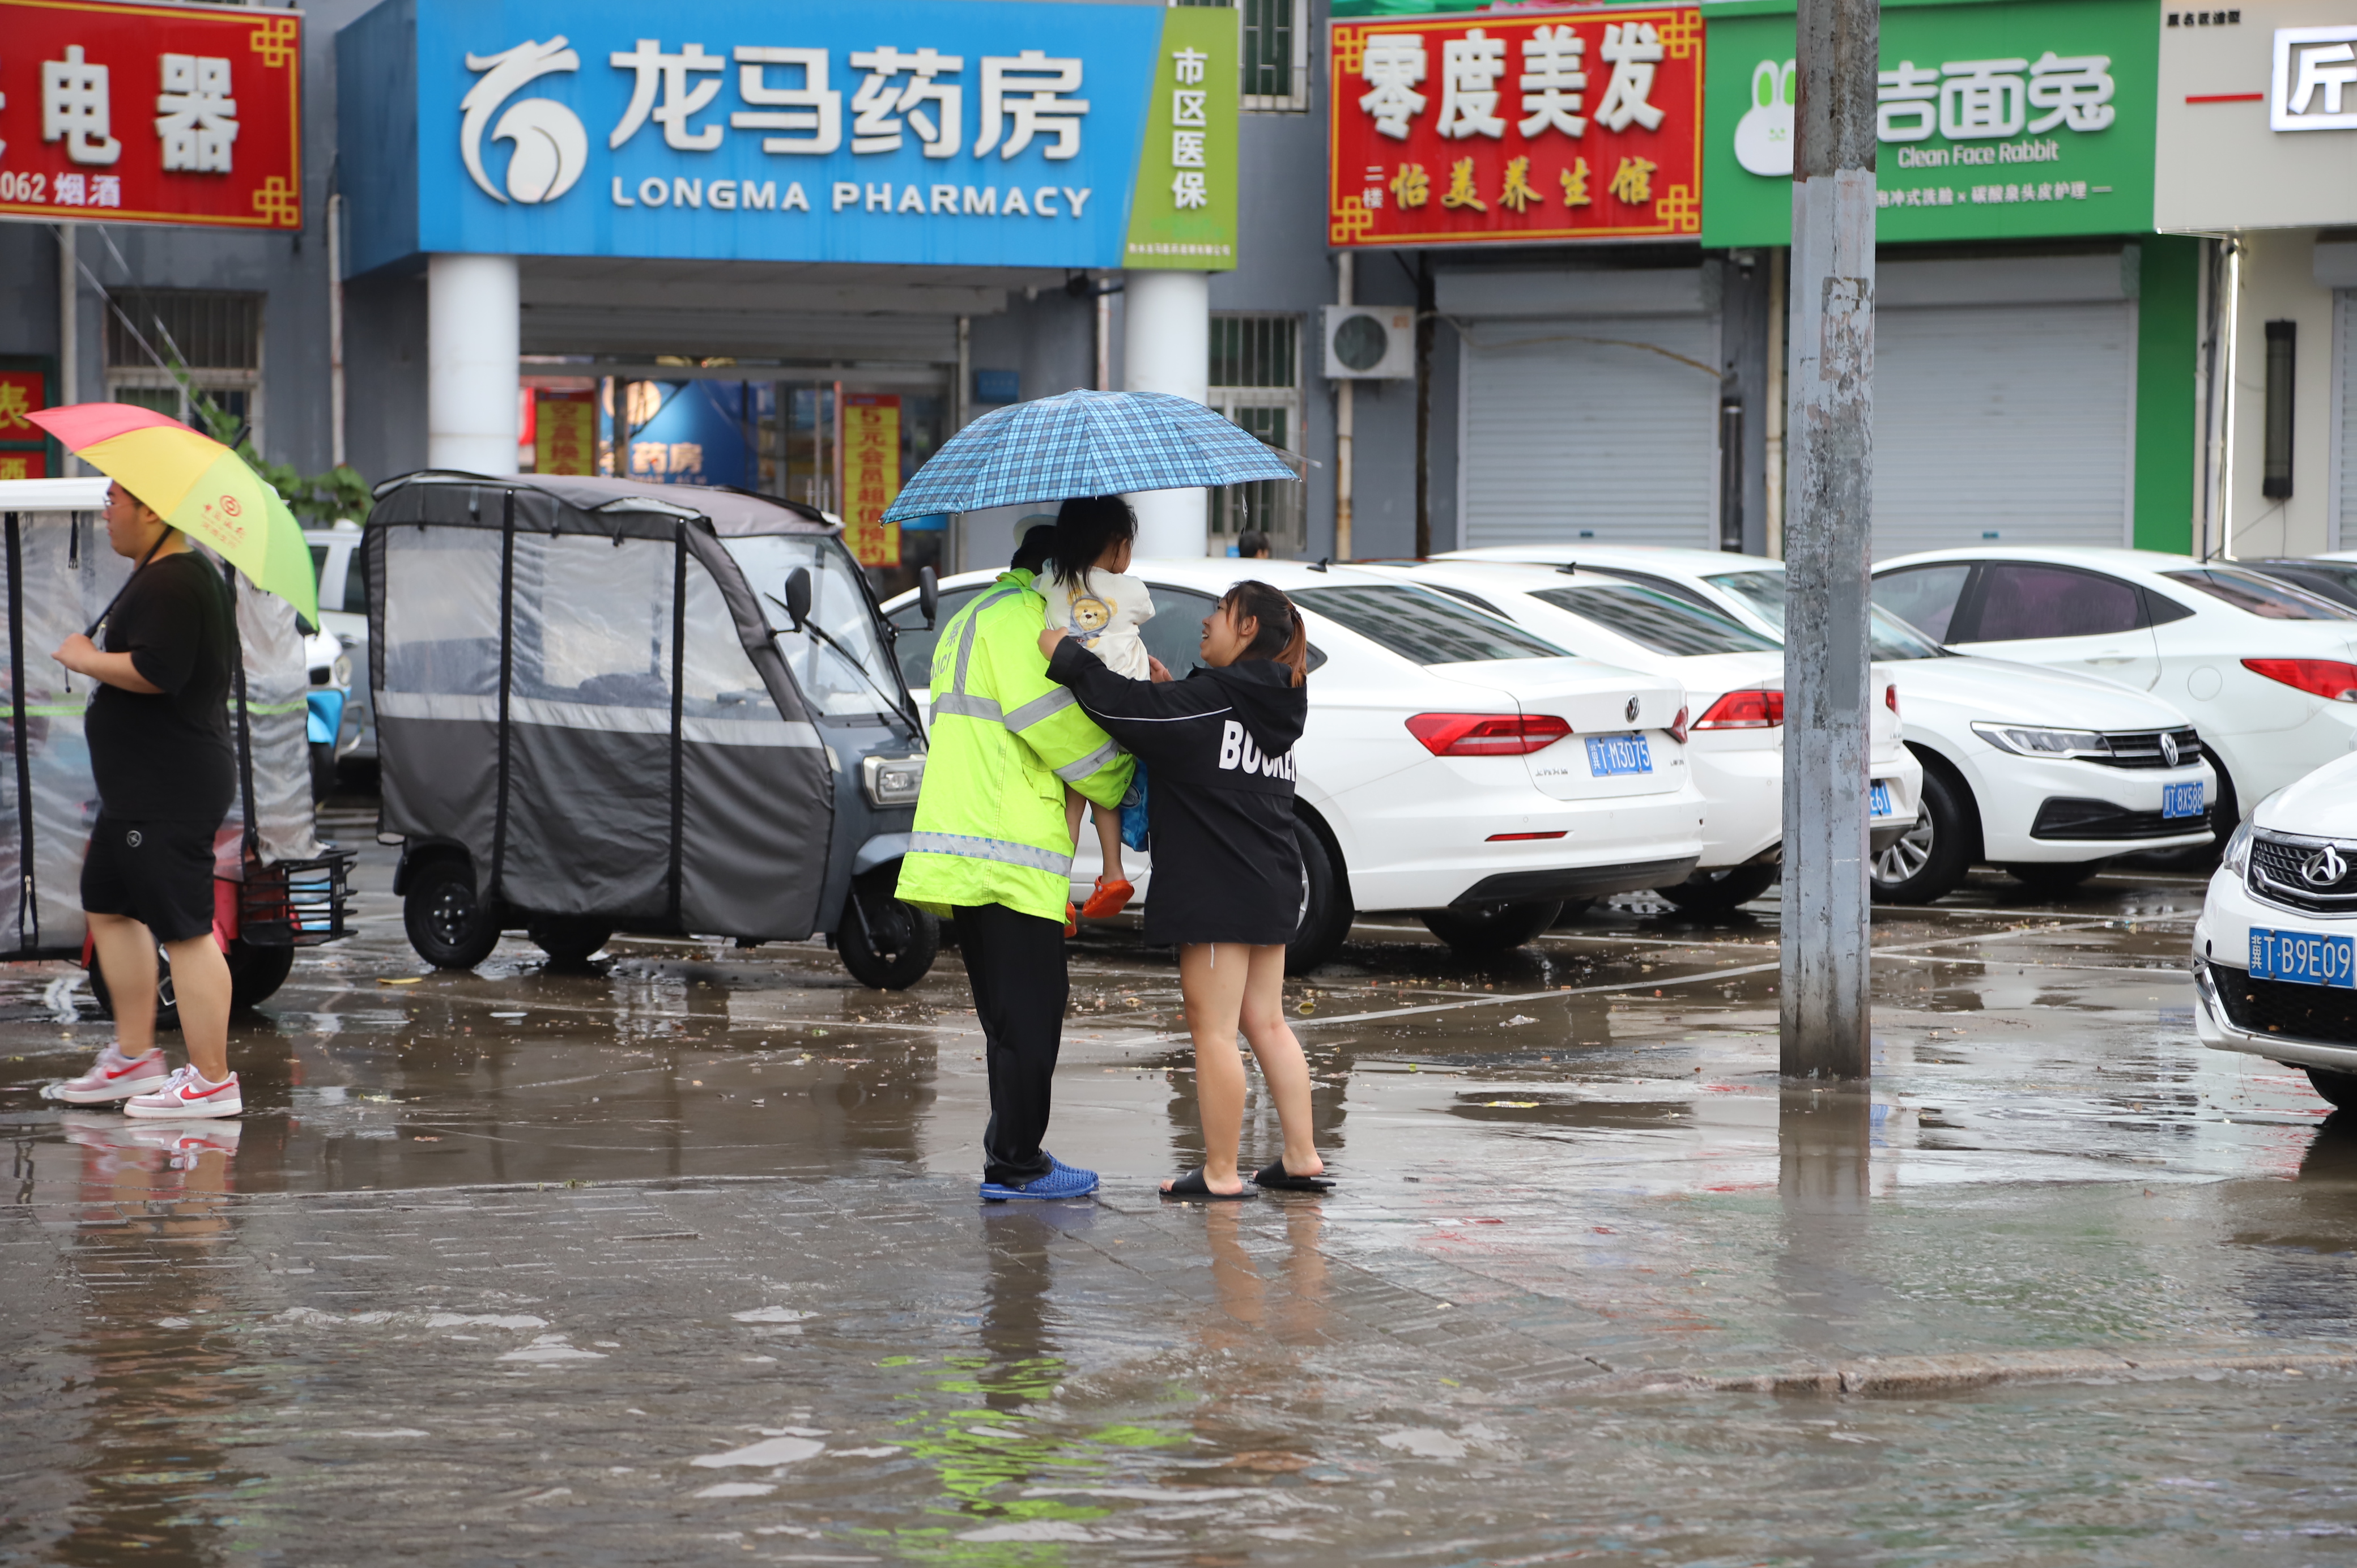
left=8, top=812, right=2357, bottom=1560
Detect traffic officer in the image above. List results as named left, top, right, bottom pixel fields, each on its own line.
left=896, top=498, right=1137, bottom=1201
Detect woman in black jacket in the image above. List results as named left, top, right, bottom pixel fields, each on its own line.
left=1040, top=581, right=1329, bottom=1200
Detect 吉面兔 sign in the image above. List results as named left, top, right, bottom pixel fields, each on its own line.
left=338, top=0, right=1237, bottom=274
left=1328, top=6, right=1703, bottom=248
left=0, top=0, right=303, bottom=229
left=1701, top=0, right=2156, bottom=246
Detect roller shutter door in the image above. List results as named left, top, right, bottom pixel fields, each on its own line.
left=1457, top=314, right=1721, bottom=549
left=1872, top=299, right=2137, bottom=557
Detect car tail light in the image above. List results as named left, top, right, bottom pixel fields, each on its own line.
left=2243, top=658, right=2357, bottom=702
left=1886, top=683, right=1900, bottom=717
left=1691, top=689, right=1785, bottom=730
left=1487, top=830, right=1568, bottom=841
left=1405, top=713, right=1572, bottom=756
left=1669, top=704, right=1690, bottom=744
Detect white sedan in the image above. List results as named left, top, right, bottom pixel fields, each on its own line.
left=1869, top=546, right=2357, bottom=831
left=2195, top=752, right=2357, bottom=1110
left=882, top=559, right=1709, bottom=966
left=1443, top=542, right=2219, bottom=900
left=1363, top=559, right=1920, bottom=913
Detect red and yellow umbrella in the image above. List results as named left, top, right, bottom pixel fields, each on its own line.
left=28, top=402, right=319, bottom=625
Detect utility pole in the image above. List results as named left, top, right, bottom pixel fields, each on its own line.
left=1779, top=0, right=1877, bottom=1079
left=1334, top=253, right=1354, bottom=560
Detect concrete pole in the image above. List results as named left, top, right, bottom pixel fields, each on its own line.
left=328, top=194, right=348, bottom=472
left=427, top=253, right=521, bottom=475
left=1122, top=268, right=1210, bottom=557
left=1334, top=253, right=1355, bottom=560
left=1779, top=0, right=1877, bottom=1080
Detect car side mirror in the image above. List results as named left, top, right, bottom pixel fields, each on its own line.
left=918, top=565, right=939, bottom=630
left=784, top=566, right=813, bottom=633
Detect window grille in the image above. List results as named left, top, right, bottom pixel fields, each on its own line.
left=1174, top=0, right=1308, bottom=111
left=1208, top=314, right=1305, bottom=549
left=104, top=288, right=264, bottom=446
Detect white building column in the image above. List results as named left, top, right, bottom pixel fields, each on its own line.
left=427, top=253, right=521, bottom=475
left=1122, top=269, right=1211, bottom=557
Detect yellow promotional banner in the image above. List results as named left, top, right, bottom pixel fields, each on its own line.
left=535, top=390, right=598, bottom=476
left=841, top=394, right=902, bottom=568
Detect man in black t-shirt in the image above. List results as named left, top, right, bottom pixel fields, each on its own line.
left=45, top=482, right=243, bottom=1119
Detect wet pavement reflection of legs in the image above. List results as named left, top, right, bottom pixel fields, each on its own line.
left=8, top=834, right=2357, bottom=1560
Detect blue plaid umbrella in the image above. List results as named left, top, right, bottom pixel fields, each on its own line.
left=880, top=389, right=1299, bottom=523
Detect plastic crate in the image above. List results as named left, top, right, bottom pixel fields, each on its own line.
left=238, top=849, right=356, bottom=948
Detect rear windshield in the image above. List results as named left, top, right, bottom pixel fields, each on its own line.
left=2160, top=568, right=2357, bottom=621
left=1705, top=568, right=1947, bottom=659
left=1530, top=582, right=1776, bottom=656
left=1292, top=585, right=1568, bottom=665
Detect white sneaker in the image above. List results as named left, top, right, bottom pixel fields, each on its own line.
left=48, top=1045, right=168, bottom=1105
left=123, top=1066, right=244, bottom=1120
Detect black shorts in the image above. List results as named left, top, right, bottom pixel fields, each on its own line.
left=81, top=815, right=220, bottom=944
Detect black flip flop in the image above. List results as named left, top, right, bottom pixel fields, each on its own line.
left=1161, top=1168, right=1256, bottom=1200
left=1252, top=1160, right=1334, bottom=1193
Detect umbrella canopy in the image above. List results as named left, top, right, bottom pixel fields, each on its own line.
left=882, top=389, right=1299, bottom=524
left=27, top=402, right=319, bottom=625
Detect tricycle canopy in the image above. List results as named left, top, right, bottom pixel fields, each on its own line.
left=366, top=472, right=920, bottom=944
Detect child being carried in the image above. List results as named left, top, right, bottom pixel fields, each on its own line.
left=1039, top=497, right=1155, bottom=922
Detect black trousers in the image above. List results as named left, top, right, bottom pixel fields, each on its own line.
left=956, top=902, right=1067, bottom=1186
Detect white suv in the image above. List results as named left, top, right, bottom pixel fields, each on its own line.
left=883, top=559, right=1709, bottom=968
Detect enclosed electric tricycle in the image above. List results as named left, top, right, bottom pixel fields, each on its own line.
left=366, top=472, right=937, bottom=988
left=0, top=477, right=354, bottom=1019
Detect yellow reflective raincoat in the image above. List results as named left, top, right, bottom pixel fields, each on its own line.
left=895, top=569, right=1135, bottom=923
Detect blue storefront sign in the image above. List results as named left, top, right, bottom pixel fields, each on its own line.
left=339, top=0, right=1213, bottom=275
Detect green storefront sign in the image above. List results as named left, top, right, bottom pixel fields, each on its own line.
left=1701, top=0, right=2157, bottom=248
left=1124, top=5, right=1241, bottom=270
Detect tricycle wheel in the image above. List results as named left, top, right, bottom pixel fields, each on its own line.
left=528, top=917, right=612, bottom=969
left=403, top=856, right=501, bottom=970
left=309, top=740, right=339, bottom=801
left=227, top=939, right=296, bottom=1010
left=837, top=870, right=938, bottom=990
left=1655, top=863, right=1778, bottom=914
left=2308, top=1067, right=2357, bottom=1111
left=86, top=947, right=180, bottom=1033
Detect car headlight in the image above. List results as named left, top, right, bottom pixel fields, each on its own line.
left=333, top=653, right=353, bottom=688
left=1969, top=722, right=2111, bottom=760
left=861, top=754, right=924, bottom=808
left=2221, top=819, right=2254, bottom=879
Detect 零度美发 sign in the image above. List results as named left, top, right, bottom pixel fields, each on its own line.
left=1701, top=0, right=2156, bottom=246
left=337, top=0, right=1237, bottom=274
left=1328, top=6, right=1703, bottom=248
left=2156, top=0, right=2357, bottom=231
left=0, top=0, right=303, bottom=229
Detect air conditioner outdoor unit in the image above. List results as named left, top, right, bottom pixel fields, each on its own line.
left=1322, top=305, right=1416, bottom=380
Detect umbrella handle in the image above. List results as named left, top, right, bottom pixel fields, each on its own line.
left=82, top=531, right=171, bottom=640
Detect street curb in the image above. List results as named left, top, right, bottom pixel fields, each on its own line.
left=1588, top=1348, right=2357, bottom=1398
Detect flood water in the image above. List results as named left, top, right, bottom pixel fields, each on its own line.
left=7, top=806, right=2357, bottom=1563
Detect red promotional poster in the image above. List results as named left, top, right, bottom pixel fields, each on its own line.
left=1329, top=6, right=1701, bottom=248
left=0, top=0, right=303, bottom=230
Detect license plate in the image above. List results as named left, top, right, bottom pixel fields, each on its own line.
left=2162, top=781, right=2204, bottom=820
left=1869, top=781, right=1893, bottom=817
left=2250, top=927, right=2356, bottom=988
left=1585, top=733, right=1652, bottom=777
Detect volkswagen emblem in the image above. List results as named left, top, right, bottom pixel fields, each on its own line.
left=1625, top=696, right=1641, bottom=724
left=2302, top=844, right=2349, bottom=887
left=2158, top=732, right=2180, bottom=768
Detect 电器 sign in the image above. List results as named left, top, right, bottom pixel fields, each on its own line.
left=0, top=0, right=303, bottom=230
left=339, top=0, right=1236, bottom=274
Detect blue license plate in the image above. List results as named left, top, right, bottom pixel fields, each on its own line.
left=1869, top=781, right=1893, bottom=817
left=1585, top=733, right=1653, bottom=777
left=2250, top=927, right=2356, bottom=988
left=2162, top=781, right=2205, bottom=820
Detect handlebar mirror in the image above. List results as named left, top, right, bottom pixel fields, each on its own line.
left=918, top=565, right=939, bottom=630
left=783, top=566, right=813, bottom=633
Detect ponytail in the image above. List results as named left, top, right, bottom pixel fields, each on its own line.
left=1219, top=580, right=1308, bottom=688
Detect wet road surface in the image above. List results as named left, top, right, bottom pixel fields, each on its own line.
left=8, top=806, right=2357, bottom=1563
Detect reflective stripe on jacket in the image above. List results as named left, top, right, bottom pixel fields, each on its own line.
left=894, top=570, right=1136, bottom=923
